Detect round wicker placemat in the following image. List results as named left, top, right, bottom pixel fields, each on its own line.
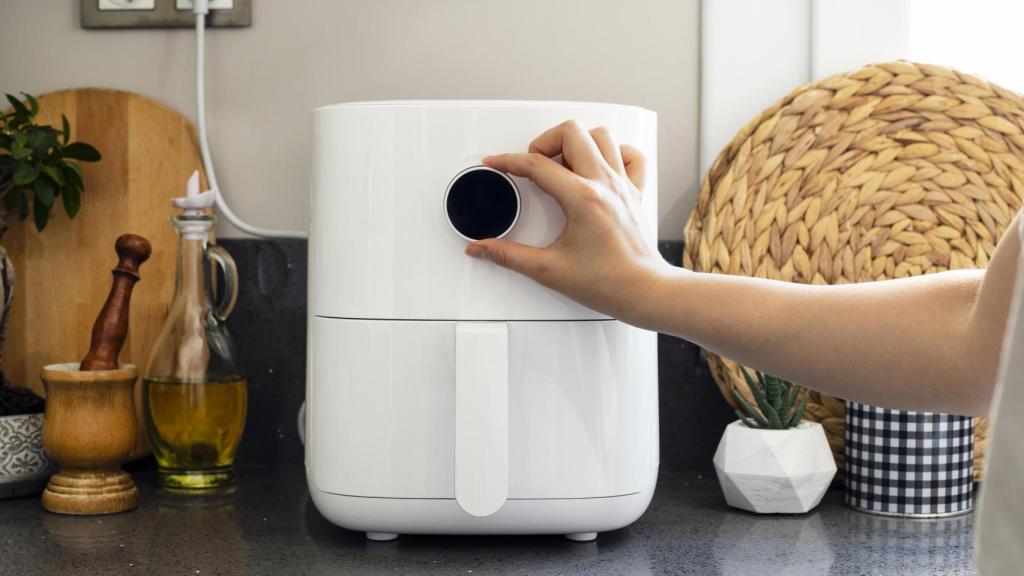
left=683, top=62, right=1024, bottom=480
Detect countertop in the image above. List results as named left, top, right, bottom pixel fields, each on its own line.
left=0, top=467, right=976, bottom=576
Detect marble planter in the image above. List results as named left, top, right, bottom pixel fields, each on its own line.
left=0, top=412, right=56, bottom=498
left=713, top=420, right=837, bottom=514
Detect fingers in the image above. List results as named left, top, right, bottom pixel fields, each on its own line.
left=527, top=120, right=606, bottom=178
left=465, top=238, right=553, bottom=282
left=620, top=144, right=647, bottom=191
left=482, top=152, right=579, bottom=206
left=589, top=126, right=626, bottom=175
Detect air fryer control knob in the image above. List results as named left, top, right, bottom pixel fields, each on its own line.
left=444, top=166, right=521, bottom=241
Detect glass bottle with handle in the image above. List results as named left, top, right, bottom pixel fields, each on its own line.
left=144, top=171, right=246, bottom=490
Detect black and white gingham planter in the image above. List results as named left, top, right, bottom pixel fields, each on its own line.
left=844, top=402, right=974, bottom=517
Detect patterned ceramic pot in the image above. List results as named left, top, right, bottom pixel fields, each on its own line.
left=845, top=402, right=974, bottom=517
left=0, top=412, right=55, bottom=498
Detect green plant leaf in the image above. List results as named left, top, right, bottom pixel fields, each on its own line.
left=0, top=155, right=15, bottom=181
left=34, top=177, right=54, bottom=208
left=26, top=126, right=58, bottom=157
left=734, top=409, right=758, bottom=429
left=61, top=185, right=81, bottom=219
left=5, top=94, right=29, bottom=119
left=61, top=114, right=70, bottom=145
left=765, top=374, right=783, bottom=411
left=2, top=188, right=19, bottom=211
left=778, top=381, right=800, bottom=423
left=41, top=165, right=64, bottom=186
left=743, top=368, right=782, bottom=428
left=61, top=161, right=83, bottom=191
left=11, top=143, right=31, bottom=160
left=33, top=193, right=49, bottom=231
left=732, top=385, right=769, bottom=428
left=17, top=191, right=28, bottom=220
left=12, top=164, right=36, bottom=186
left=23, top=93, right=38, bottom=116
left=788, top=393, right=808, bottom=428
left=62, top=142, right=101, bottom=162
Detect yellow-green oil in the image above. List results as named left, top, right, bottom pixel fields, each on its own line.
left=143, top=377, right=247, bottom=490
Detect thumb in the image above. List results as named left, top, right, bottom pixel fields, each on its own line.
left=465, top=238, right=549, bottom=280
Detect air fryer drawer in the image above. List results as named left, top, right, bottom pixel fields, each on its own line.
left=308, top=317, right=658, bottom=500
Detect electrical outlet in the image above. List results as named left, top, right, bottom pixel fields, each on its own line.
left=99, top=0, right=155, bottom=10
left=81, top=0, right=250, bottom=28
left=176, top=0, right=234, bottom=10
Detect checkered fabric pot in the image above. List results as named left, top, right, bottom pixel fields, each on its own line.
left=844, top=402, right=974, bottom=517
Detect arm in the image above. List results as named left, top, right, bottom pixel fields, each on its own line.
left=470, top=121, right=1018, bottom=416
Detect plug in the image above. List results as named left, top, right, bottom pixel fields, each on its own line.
left=176, top=0, right=233, bottom=13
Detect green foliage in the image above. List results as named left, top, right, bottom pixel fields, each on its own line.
left=733, top=368, right=809, bottom=430
left=0, top=93, right=100, bottom=232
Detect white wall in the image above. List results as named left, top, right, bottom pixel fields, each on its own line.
left=700, top=0, right=910, bottom=176
left=0, top=0, right=700, bottom=240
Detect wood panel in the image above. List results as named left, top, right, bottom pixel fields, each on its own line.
left=4, top=88, right=208, bottom=456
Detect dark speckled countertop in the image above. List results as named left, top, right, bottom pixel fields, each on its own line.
left=0, top=467, right=976, bottom=576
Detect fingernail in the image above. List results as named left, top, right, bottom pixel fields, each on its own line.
left=465, top=244, right=486, bottom=258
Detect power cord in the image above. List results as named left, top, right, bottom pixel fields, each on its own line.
left=193, top=0, right=307, bottom=239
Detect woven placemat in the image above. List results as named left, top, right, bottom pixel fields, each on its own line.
left=684, top=61, right=1024, bottom=480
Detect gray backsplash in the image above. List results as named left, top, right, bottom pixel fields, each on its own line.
left=216, top=239, right=735, bottom=471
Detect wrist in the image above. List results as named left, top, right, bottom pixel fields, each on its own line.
left=621, top=260, right=686, bottom=331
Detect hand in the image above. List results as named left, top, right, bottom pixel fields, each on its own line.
left=466, top=120, right=671, bottom=323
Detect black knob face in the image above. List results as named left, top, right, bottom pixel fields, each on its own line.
left=445, top=167, right=520, bottom=241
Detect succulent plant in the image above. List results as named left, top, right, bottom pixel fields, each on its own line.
left=733, top=368, right=808, bottom=429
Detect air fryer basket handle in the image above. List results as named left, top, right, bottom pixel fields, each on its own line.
left=454, top=322, right=509, bottom=517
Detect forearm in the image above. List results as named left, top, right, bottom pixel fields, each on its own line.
left=470, top=123, right=1016, bottom=416
left=634, top=267, right=991, bottom=415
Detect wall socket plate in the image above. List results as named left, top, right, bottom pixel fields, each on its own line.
left=81, top=0, right=250, bottom=28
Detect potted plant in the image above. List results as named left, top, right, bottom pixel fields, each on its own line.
left=0, top=92, right=100, bottom=497
left=713, top=369, right=837, bottom=514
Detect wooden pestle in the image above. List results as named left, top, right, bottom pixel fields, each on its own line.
left=80, top=234, right=152, bottom=371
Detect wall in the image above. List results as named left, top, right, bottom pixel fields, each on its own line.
left=0, top=0, right=700, bottom=240
left=700, top=0, right=910, bottom=176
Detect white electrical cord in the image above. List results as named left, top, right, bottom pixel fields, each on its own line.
left=194, top=1, right=307, bottom=239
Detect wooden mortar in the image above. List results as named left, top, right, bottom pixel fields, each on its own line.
left=40, top=234, right=151, bottom=515
left=40, top=363, right=140, bottom=515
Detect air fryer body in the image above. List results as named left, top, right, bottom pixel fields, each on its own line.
left=307, top=101, right=659, bottom=539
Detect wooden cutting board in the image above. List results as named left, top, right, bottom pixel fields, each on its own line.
left=3, top=88, right=210, bottom=456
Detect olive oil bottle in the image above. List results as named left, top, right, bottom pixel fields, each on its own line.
left=145, top=172, right=246, bottom=490
left=144, top=376, right=247, bottom=489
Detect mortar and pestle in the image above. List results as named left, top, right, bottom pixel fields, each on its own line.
left=40, top=234, right=151, bottom=515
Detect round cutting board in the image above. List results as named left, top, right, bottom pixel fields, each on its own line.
left=3, top=88, right=210, bottom=456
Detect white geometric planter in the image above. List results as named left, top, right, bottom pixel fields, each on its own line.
left=713, top=420, right=837, bottom=514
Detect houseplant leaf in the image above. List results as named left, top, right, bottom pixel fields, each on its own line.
left=34, top=177, right=54, bottom=209
left=2, top=187, right=19, bottom=211
left=12, top=164, right=37, bottom=186
left=32, top=194, right=49, bottom=231
left=62, top=142, right=101, bottom=162
left=787, top=393, right=808, bottom=428
left=17, top=192, right=28, bottom=220
left=61, top=186, right=81, bottom=219
left=732, top=385, right=770, bottom=428
left=25, top=126, right=58, bottom=157
left=61, top=114, right=70, bottom=145
left=23, top=92, right=38, bottom=116
left=5, top=94, right=29, bottom=119
left=61, top=161, right=83, bottom=191
left=42, top=165, right=64, bottom=186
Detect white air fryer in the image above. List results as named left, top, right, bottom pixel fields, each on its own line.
left=306, top=101, right=659, bottom=542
